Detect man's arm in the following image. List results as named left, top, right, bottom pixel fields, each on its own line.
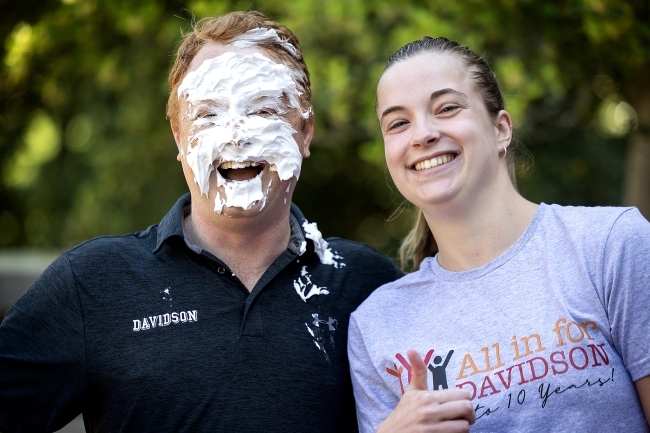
left=0, top=254, right=86, bottom=432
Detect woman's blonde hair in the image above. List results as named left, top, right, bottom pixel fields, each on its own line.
left=399, top=209, right=437, bottom=272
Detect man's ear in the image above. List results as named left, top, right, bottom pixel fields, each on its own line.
left=171, top=120, right=183, bottom=162
left=300, top=114, right=314, bottom=159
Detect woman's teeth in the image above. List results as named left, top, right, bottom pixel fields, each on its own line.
left=414, top=154, right=456, bottom=171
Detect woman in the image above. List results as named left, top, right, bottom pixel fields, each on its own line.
left=348, top=36, right=650, bottom=433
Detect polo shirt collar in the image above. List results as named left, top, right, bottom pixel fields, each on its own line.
left=153, top=193, right=190, bottom=254
left=287, top=204, right=307, bottom=255
left=153, top=193, right=308, bottom=255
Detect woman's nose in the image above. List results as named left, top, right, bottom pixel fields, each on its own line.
left=409, top=117, right=439, bottom=147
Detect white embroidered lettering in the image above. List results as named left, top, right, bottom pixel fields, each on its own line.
left=132, top=310, right=199, bottom=331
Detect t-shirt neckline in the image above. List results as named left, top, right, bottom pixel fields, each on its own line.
left=427, top=203, right=546, bottom=281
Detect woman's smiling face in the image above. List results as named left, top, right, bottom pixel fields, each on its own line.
left=377, top=52, right=511, bottom=212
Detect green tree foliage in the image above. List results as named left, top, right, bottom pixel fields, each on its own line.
left=1, top=0, right=648, bottom=257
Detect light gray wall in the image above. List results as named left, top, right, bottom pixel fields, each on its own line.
left=0, top=250, right=59, bottom=319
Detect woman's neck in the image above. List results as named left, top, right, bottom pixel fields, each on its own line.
left=424, top=183, right=539, bottom=272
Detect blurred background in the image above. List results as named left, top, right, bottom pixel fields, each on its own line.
left=0, top=0, right=648, bottom=430
left=1, top=0, right=649, bottom=314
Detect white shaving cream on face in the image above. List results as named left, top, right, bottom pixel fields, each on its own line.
left=177, top=52, right=306, bottom=213
left=230, top=28, right=301, bottom=60
left=230, top=28, right=311, bottom=121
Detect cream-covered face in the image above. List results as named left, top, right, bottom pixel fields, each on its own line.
left=377, top=52, right=511, bottom=211
left=173, top=43, right=312, bottom=215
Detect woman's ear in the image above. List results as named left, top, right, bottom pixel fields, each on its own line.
left=495, top=110, right=513, bottom=147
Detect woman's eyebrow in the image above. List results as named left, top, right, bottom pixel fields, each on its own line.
left=379, top=105, right=405, bottom=122
left=430, top=88, right=469, bottom=102
left=380, top=88, right=469, bottom=122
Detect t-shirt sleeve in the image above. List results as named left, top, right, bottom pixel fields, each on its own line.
left=348, top=313, right=399, bottom=433
left=0, top=253, right=87, bottom=433
left=602, top=208, right=650, bottom=382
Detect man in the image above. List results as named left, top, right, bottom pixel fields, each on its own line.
left=0, top=11, right=402, bottom=433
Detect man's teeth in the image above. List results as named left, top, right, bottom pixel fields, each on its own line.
left=219, top=161, right=261, bottom=170
left=414, top=154, right=456, bottom=171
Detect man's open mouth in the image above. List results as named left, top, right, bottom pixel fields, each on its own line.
left=217, top=161, right=264, bottom=181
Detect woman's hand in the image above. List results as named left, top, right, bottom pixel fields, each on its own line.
left=376, top=349, right=475, bottom=433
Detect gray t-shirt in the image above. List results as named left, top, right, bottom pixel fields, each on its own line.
left=349, top=204, right=650, bottom=432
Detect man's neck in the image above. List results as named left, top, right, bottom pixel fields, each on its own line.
left=184, top=199, right=293, bottom=292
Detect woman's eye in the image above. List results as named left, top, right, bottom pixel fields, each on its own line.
left=387, top=120, right=408, bottom=131
left=198, top=112, right=218, bottom=118
left=439, top=105, right=459, bottom=114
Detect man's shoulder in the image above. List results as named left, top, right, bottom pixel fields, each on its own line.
left=319, top=237, right=404, bottom=289
left=65, top=224, right=160, bottom=265
left=324, top=237, right=398, bottom=266
left=291, top=205, right=398, bottom=268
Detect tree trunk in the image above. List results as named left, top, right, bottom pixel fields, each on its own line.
left=622, top=68, right=650, bottom=220
left=623, top=133, right=650, bottom=219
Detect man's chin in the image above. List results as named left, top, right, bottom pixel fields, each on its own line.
left=213, top=186, right=292, bottom=219
left=189, top=171, right=292, bottom=218
left=216, top=201, right=265, bottom=218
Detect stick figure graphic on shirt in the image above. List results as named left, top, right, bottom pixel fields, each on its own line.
left=427, top=350, right=454, bottom=390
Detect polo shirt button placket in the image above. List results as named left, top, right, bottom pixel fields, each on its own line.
left=217, top=267, right=226, bottom=275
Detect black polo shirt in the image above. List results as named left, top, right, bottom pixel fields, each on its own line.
left=0, top=194, right=403, bottom=433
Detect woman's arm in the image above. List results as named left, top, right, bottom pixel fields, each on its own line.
left=603, top=209, right=650, bottom=426
left=635, top=375, right=650, bottom=426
